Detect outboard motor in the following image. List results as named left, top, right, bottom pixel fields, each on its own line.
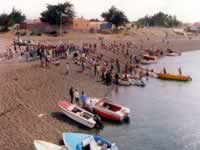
left=124, top=115, right=130, bottom=123
left=94, top=114, right=104, bottom=129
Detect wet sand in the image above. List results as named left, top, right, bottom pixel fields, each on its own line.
left=1, top=28, right=200, bottom=149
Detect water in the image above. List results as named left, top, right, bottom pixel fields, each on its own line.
left=98, top=51, right=200, bottom=150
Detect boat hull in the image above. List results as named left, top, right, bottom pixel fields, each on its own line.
left=143, top=54, right=157, bottom=61
left=118, top=79, right=131, bottom=86
left=34, top=140, right=67, bottom=150
left=94, top=108, right=122, bottom=122
left=61, top=108, right=95, bottom=128
left=58, top=101, right=96, bottom=128
left=158, top=73, right=191, bottom=81
left=167, top=52, right=181, bottom=56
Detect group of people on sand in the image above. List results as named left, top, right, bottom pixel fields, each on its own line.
left=69, top=87, right=87, bottom=108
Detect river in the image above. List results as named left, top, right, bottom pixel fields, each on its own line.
left=98, top=51, right=200, bottom=150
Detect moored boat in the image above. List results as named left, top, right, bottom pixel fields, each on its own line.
left=57, top=101, right=101, bottom=128
left=141, top=59, right=157, bottom=65
left=86, top=97, right=130, bottom=122
left=118, top=78, right=131, bottom=86
left=166, top=52, right=181, bottom=56
left=63, top=132, right=119, bottom=150
left=33, top=140, right=69, bottom=150
left=157, top=73, right=192, bottom=81
left=143, top=54, right=157, bottom=61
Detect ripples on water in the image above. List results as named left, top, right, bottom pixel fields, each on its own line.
left=98, top=51, right=200, bottom=150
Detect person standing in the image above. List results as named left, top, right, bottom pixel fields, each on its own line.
left=65, top=62, right=70, bottom=75
left=115, top=73, right=119, bottom=85
left=80, top=91, right=87, bottom=108
left=74, top=89, right=80, bottom=104
left=178, top=67, right=182, bottom=75
left=69, top=87, right=74, bottom=103
left=163, top=67, right=167, bottom=74
left=116, top=59, right=120, bottom=73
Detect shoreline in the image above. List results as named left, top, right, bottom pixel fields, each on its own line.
left=1, top=30, right=200, bottom=149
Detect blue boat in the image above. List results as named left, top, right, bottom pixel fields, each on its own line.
left=63, top=132, right=119, bottom=150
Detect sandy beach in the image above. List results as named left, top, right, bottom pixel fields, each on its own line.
left=1, top=27, right=200, bottom=149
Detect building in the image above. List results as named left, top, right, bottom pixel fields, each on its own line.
left=71, top=18, right=90, bottom=31
left=185, top=22, right=200, bottom=32
left=20, top=18, right=91, bottom=33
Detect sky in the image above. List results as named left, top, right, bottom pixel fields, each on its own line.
left=1, top=0, right=200, bottom=23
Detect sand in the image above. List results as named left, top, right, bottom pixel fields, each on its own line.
left=1, top=27, right=200, bottom=149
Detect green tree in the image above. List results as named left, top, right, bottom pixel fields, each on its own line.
left=8, top=8, right=26, bottom=26
left=40, top=1, right=75, bottom=25
left=101, top=6, right=128, bottom=28
left=0, top=8, right=25, bottom=32
left=136, top=12, right=181, bottom=28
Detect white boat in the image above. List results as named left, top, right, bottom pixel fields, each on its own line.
left=118, top=79, right=131, bottom=86
left=166, top=52, right=181, bottom=56
left=57, top=101, right=97, bottom=128
left=129, top=78, right=146, bottom=87
left=33, top=140, right=69, bottom=150
left=141, top=59, right=157, bottom=65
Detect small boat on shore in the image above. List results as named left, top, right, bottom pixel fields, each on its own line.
left=166, top=52, right=181, bottom=56
left=86, top=97, right=130, bottom=122
left=141, top=59, right=157, bottom=65
left=129, top=78, right=146, bottom=87
left=57, top=101, right=102, bottom=129
left=33, top=140, right=69, bottom=150
left=143, top=54, right=157, bottom=61
left=118, top=78, right=131, bottom=86
left=63, top=132, right=119, bottom=150
left=157, top=73, right=192, bottom=81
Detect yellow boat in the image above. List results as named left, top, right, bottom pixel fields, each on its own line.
left=158, top=73, right=192, bottom=81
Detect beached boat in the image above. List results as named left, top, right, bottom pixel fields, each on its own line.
left=166, top=52, right=181, bottom=56
left=63, top=132, right=119, bottom=150
left=157, top=73, right=192, bottom=81
left=118, top=78, right=131, bottom=86
left=33, top=140, right=69, bottom=150
left=57, top=101, right=101, bottom=128
left=129, top=78, right=146, bottom=87
left=143, top=54, right=157, bottom=61
left=86, top=97, right=130, bottom=122
left=141, top=59, right=157, bottom=65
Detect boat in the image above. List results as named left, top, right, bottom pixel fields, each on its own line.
left=85, top=97, right=130, bottom=122
left=63, top=132, right=119, bottom=150
left=57, top=101, right=102, bottom=129
left=118, top=78, right=131, bottom=86
left=157, top=73, right=192, bottom=81
left=33, top=140, right=69, bottom=150
left=143, top=54, right=157, bottom=61
left=166, top=52, right=181, bottom=56
left=141, top=59, right=157, bottom=65
left=129, top=78, right=146, bottom=87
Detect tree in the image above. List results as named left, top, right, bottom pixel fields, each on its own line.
left=136, top=12, right=181, bottom=28
left=40, top=1, right=75, bottom=25
left=0, top=8, right=25, bottom=32
left=101, top=6, right=128, bottom=28
left=8, top=8, right=26, bottom=26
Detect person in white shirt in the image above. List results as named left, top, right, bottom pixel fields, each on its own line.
left=74, top=89, right=80, bottom=104
left=65, top=62, right=70, bottom=75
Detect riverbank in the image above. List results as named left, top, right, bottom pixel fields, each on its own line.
left=1, top=28, right=200, bottom=149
